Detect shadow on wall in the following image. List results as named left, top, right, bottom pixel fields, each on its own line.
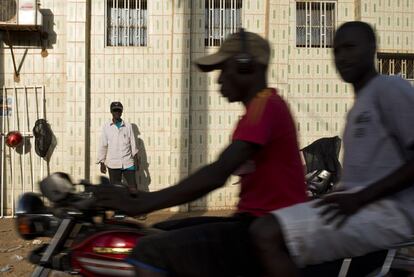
left=12, top=131, right=56, bottom=188
left=187, top=20, right=209, bottom=211
left=13, top=106, right=57, bottom=178
left=43, top=129, right=57, bottom=176
left=131, top=123, right=151, bottom=193
left=168, top=1, right=211, bottom=213
left=0, top=9, right=56, bottom=83
left=0, top=9, right=57, bottom=50
left=0, top=9, right=56, bottom=215
left=39, top=9, right=58, bottom=48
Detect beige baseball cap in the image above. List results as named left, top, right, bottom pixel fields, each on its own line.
left=195, top=30, right=271, bottom=72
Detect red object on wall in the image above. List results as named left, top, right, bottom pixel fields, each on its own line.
left=5, top=131, right=23, bottom=148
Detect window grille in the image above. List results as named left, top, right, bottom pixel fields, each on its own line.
left=205, top=0, right=242, bottom=47
left=377, top=53, right=414, bottom=86
left=296, top=1, right=336, bottom=48
left=106, top=0, right=147, bottom=47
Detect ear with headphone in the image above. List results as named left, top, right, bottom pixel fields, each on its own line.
left=235, top=28, right=254, bottom=74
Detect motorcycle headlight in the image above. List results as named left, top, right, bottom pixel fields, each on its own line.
left=16, top=215, right=37, bottom=239
left=16, top=213, right=60, bottom=240
left=15, top=193, right=58, bottom=240
left=16, top=215, right=32, bottom=236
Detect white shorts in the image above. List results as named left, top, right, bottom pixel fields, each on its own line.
left=272, top=198, right=413, bottom=267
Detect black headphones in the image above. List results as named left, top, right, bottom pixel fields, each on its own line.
left=235, top=28, right=254, bottom=74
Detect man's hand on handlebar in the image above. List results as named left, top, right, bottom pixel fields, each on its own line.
left=92, top=185, right=142, bottom=216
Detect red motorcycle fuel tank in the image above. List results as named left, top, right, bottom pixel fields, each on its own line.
left=71, top=230, right=144, bottom=277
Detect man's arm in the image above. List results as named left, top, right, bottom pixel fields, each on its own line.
left=97, top=125, right=109, bottom=174
left=317, top=78, right=414, bottom=226
left=316, top=157, right=414, bottom=227
left=357, top=157, right=414, bottom=205
left=97, top=125, right=108, bottom=164
left=362, top=77, right=414, bottom=201
left=96, top=140, right=260, bottom=215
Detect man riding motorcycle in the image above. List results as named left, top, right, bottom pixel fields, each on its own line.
left=249, top=21, right=414, bottom=277
left=95, top=29, right=308, bottom=276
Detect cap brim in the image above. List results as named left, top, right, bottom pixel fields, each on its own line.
left=194, top=52, right=232, bottom=72
left=111, top=108, right=123, bottom=112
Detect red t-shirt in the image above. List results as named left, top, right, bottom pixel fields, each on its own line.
left=233, top=88, right=307, bottom=216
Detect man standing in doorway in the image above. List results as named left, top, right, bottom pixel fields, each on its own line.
left=97, top=101, right=139, bottom=193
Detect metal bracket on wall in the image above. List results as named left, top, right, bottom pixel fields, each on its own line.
left=2, top=28, right=48, bottom=82
left=5, top=30, right=28, bottom=83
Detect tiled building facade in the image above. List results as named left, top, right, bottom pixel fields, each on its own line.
left=0, top=0, right=413, bottom=214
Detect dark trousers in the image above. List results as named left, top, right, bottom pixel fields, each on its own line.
left=108, top=168, right=137, bottom=191
left=128, top=214, right=259, bottom=277
left=131, top=215, right=388, bottom=277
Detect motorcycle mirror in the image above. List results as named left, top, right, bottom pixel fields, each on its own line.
left=39, top=172, right=75, bottom=203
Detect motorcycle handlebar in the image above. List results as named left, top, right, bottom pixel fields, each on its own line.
left=39, top=174, right=131, bottom=216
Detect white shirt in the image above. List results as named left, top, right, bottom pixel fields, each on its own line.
left=97, top=120, right=138, bottom=169
left=341, top=75, right=414, bottom=219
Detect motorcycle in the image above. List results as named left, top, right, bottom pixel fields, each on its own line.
left=16, top=173, right=159, bottom=277
left=16, top=172, right=390, bottom=277
left=16, top=137, right=389, bottom=277
left=301, top=136, right=343, bottom=197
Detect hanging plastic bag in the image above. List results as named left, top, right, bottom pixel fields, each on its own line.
left=32, top=119, right=52, bottom=158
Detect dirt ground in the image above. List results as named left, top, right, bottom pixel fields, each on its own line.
left=0, top=210, right=234, bottom=276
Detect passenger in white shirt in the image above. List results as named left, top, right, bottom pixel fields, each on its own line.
left=97, top=102, right=139, bottom=192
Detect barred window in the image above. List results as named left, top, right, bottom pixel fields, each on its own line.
left=296, top=1, right=336, bottom=48
left=106, top=0, right=147, bottom=47
left=377, top=53, right=414, bottom=86
left=205, top=0, right=242, bottom=47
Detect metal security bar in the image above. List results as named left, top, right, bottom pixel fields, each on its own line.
left=205, top=0, right=242, bottom=47
left=106, top=0, right=147, bottom=47
left=377, top=54, right=414, bottom=86
left=0, top=86, right=46, bottom=218
left=296, top=1, right=336, bottom=48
